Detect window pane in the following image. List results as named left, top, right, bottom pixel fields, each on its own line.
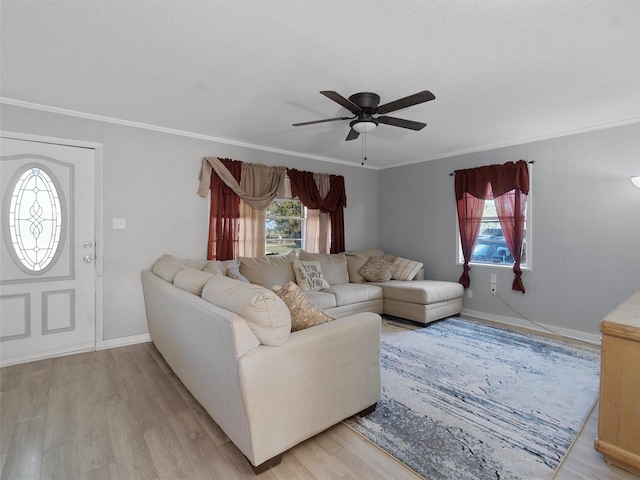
left=465, top=198, right=528, bottom=266
left=266, top=199, right=304, bottom=254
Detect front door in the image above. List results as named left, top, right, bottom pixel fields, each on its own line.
left=0, top=136, right=96, bottom=365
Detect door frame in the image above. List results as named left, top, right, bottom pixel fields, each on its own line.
left=1, top=130, right=104, bottom=355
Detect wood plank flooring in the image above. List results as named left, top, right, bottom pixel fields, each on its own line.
left=1, top=341, right=637, bottom=480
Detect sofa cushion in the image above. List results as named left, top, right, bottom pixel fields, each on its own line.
left=345, top=254, right=370, bottom=284
left=239, top=252, right=296, bottom=289
left=373, top=280, right=464, bottom=305
left=152, top=254, right=187, bottom=282
left=299, top=251, right=349, bottom=285
left=173, top=268, right=214, bottom=296
left=226, top=263, right=250, bottom=283
left=321, top=283, right=384, bottom=307
left=184, top=258, right=209, bottom=270
left=293, top=260, right=330, bottom=291
left=302, top=291, right=338, bottom=310
left=391, top=257, right=424, bottom=281
left=202, top=261, right=223, bottom=275
left=359, top=256, right=398, bottom=282
left=202, top=275, right=291, bottom=346
left=273, top=281, right=335, bottom=332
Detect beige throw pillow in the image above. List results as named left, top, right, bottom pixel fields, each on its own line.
left=273, top=281, right=335, bottom=331
left=293, top=260, right=330, bottom=291
left=392, top=257, right=424, bottom=281
left=202, top=276, right=291, bottom=346
left=359, top=256, right=398, bottom=282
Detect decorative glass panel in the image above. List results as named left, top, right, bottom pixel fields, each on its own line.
left=8, top=167, right=63, bottom=272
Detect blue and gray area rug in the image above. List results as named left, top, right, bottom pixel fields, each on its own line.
left=344, top=317, right=600, bottom=480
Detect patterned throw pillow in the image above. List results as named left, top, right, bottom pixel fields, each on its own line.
left=292, top=260, right=330, bottom=291
left=359, top=256, right=398, bottom=282
left=391, top=257, right=424, bottom=281
left=273, top=281, right=335, bottom=331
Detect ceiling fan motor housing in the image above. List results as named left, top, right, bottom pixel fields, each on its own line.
left=348, top=92, right=381, bottom=111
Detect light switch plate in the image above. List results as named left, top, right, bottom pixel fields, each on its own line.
left=113, top=218, right=126, bottom=229
left=490, top=273, right=497, bottom=283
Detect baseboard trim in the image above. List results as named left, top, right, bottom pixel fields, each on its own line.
left=460, top=308, right=601, bottom=346
left=96, top=333, right=152, bottom=350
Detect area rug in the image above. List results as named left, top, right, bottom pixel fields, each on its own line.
left=344, top=317, right=600, bottom=480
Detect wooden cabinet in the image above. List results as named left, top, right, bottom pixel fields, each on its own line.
left=594, top=290, right=640, bottom=476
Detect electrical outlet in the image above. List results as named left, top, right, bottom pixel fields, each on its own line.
left=490, top=284, right=497, bottom=296
left=467, top=289, right=473, bottom=299
left=490, top=273, right=497, bottom=283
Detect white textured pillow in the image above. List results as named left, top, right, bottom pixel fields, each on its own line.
left=152, top=254, right=187, bottom=282
left=392, top=257, right=424, bottom=281
left=173, top=268, right=214, bottom=296
left=202, top=261, right=223, bottom=275
left=202, top=275, right=291, bottom=346
left=292, top=260, right=330, bottom=291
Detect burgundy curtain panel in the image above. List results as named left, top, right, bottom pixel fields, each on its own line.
left=207, top=158, right=242, bottom=261
left=454, top=160, right=529, bottom=293
left=288, top=169, right=347, bottom=253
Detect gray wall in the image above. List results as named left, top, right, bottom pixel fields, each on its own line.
left=2, top=104, right=379, bottom=341
left=379, top=123, right=640, bottom=338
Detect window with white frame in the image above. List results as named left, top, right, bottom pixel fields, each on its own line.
left=266, top=198, right=306, bottom=254
left=457, top=194, right=531, bottom=268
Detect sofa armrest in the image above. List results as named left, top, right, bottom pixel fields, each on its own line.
left=236, top=312, right=382, bottom=466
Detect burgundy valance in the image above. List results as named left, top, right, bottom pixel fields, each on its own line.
left=455, top=160, right=529, bottom=200
left=288, top=168, right=347, bottom=253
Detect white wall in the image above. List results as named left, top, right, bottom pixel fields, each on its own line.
left=379, top=123, right=640, bottom=338
left=1, top=104, right=379, bottom=341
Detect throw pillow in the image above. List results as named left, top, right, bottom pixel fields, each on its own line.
left=173, top=268, right=214, bottom=296
left=152, top=254, right=187, bottom=282
left=292, top=260, right=330, bottom=291
left=202, top=275, right=291, bottom=346
left=272, top=281, right=335, bottom=331
left=359, top=256, right=398, bottom=282
left=392, top=257, right=424, bottom=281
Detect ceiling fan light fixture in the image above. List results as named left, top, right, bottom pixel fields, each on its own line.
left=351, top=118, right=378, bottom=133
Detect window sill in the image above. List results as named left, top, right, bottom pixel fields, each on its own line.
left=456, top=262, right=531, bottom=272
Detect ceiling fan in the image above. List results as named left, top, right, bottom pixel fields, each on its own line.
left=292, top=90, right=435, bottom=141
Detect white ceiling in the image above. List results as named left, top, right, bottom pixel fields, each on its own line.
left=2, top=1, right=639, bottom=169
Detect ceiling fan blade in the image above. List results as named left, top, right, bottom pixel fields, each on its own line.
left=376, top=90, right=435, bottom=114
left=292, top=116, right=352, bottom=127
left=320, top=91, right=362, bottom=115
left=377, top=116, right=427, bottom=131
left=345, top=128, right=360, bottom=141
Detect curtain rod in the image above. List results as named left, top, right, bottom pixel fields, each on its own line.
left=449, top=160, right=535, bottom=176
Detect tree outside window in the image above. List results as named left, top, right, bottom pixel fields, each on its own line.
left=266, top=199, right=305, bottom=254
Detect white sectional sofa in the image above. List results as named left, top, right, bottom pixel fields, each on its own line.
left=141, top=249, right=463, bottom=472
left=142, top=265, right=381, bottom=473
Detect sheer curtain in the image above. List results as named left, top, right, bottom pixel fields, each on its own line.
left=202, top=158, right=242, bottom=260
left=454, top=160, right=529, bottom=292
left=198, top=157, right=285, bottom=259
left=288, top=169, right=347, bottom=253
left=304, top=173, right=331, bottom=253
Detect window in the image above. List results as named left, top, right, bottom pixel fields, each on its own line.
left=266, top=199, right=306, bottom=254
left=7, top=166, right=64, bottom=272
left=457, top=196, right=531, bottom=268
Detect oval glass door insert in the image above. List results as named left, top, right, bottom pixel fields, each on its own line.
left=8, top=166, right=64, bottom=272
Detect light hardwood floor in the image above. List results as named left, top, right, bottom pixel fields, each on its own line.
left=0, top=341, right=637, bottom=480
